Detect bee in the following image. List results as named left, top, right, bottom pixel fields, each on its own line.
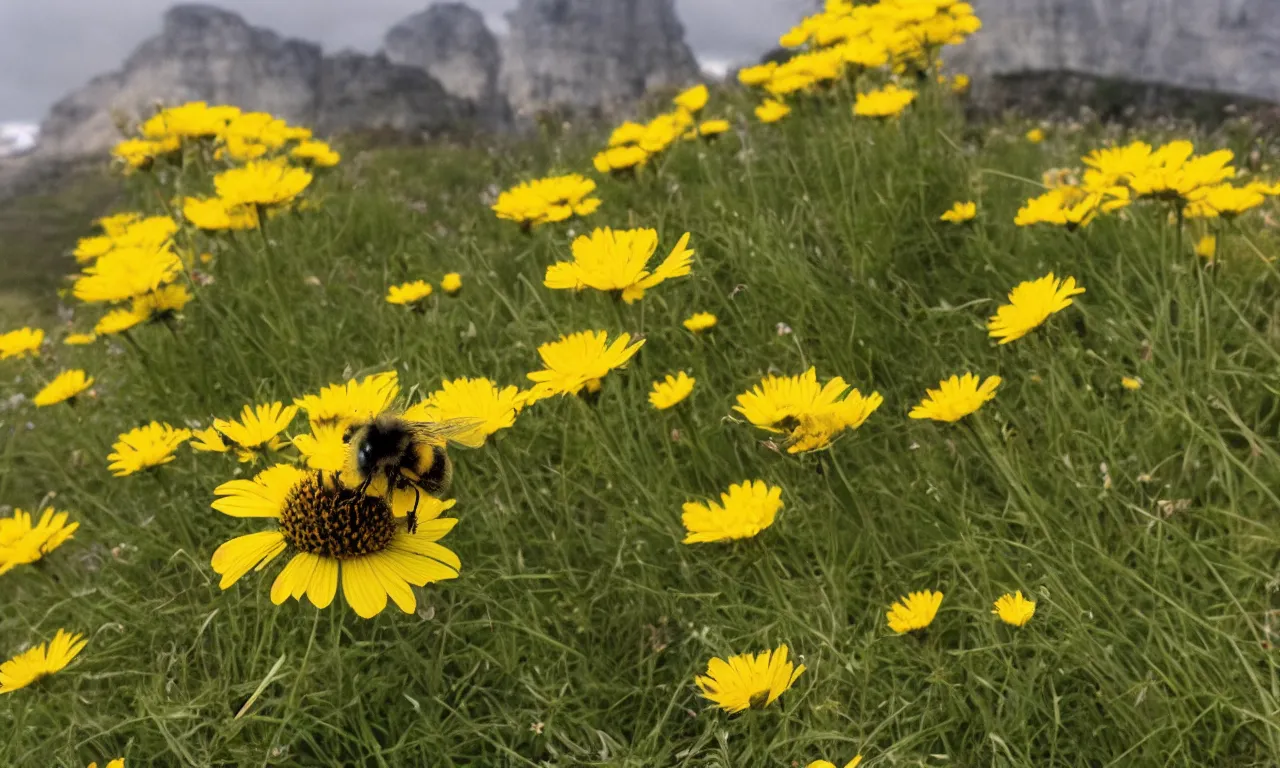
left=342, top=412, right=483, bottom=533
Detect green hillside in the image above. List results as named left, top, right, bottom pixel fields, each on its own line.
left=3, top=4, right=1280, bottom=765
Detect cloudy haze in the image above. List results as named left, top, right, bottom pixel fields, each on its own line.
left=0, top=0, right=801, bottom=123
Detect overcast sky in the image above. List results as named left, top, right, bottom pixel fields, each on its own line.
left=0, top=0, right=802, bottom=123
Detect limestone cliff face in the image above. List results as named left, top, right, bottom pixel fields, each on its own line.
left=33, top=4, right=468, bottom=159
left=317, top=51, right=469, bottom=134
left=36, top=5, right=321, bottom=158
left=950, top=0, right=1280, bottom=104
left=384, top=2, right=507, bottom=124
left=498, top=0, right=701, bottom=117
left=32, top=0, right=705, bottom=160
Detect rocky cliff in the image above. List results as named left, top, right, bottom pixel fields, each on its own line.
left=384, top=3, right=508, bottom=125
left=33, top=4, right=470, bottom=160
left=27, top=0, right=703, bottom=162
left=499, top=0, right=701, bottom=118
left=952, top=0, right=1280, bottom=105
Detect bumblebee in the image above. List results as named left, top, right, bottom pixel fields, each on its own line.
left=342, top=412, right=482, bottom=533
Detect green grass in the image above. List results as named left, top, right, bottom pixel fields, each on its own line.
left=0, top=165, right=124, bottom=325
left=3, top=85, right=1280, bottom=767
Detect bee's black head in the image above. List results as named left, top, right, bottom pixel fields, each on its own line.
left=352, top=416, right=410, bottom=479
left=356, top=439, right=377, bottom=477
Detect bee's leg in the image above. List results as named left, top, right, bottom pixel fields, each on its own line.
left=356, top=474, right=373, bottom=496
left=407, top=485, right=421, bottom=534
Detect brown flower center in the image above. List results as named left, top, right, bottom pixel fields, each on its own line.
left=278, top=474, right=397, bottom=558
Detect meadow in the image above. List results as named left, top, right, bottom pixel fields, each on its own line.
left=3, top=4, right=1280, bottom=765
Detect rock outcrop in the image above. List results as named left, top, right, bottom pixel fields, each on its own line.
left=384, top=3, right=507, bottom=124
left=27, top=0, right=710, bottom=161
left=317, top=51, right=469, bottom=135
left=32, top=4, right=470, bottom=160
left=498, top=0, right=701, bottom=117
left=951, top=0, right=1280, bottom=105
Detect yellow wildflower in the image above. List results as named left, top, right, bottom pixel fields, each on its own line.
left=649, top=372, right=695, bottom=410
left=33, top=370, right=94, bottom=407
left=107, top=422, right=192, bottom=476
left=0, top=629, right=87, bottom=693
left=909, top=373, right=1000, bottom=423
left=992, top=591, right=1036, bottom=627
left=853, top=84, right=916, bottom=118
left=695, top=644, right=804, bottom=713
left=987, top=273, right=1084, bottom=344
left=940, top=201, right=977, bottom=223
left=524, top=330, right=644, bottom=403
left=544, top=228, right=694, bottom=303
left=887, top=590, right=943, bottom=633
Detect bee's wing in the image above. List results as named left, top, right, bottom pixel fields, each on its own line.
left=406, top=417, right=487, bottom=449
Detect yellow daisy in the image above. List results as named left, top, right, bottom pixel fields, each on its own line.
left=1128, top=142, right=1234, bottom=203
left=440, top=272, right=463, bottom=296
left=140, top=101, right=239, bottom=139
left=213, top=402, right=298, bottom=463
left=88, top=759, right=125, bottom=768
left=96, top=211, right=141, bottom=237
left=292, top=421, right=349, bottom=472
left=755, top=99, right=791, bottom=124
left=1121, top=376, right=1143, bottom=391
left=1025, top=128, right=1045, bottom=143
left=0, top=327, right=44, bottom=360
left=190, top=426, right=230, bottom=453
left=607, top=120, right=646, bottom=147
left=886, top=590, right=943, bottom=633
left=908, top=373, right=1000, bottom=423
left=544, top=228, right=694, bottom=303
left=72, top=246, right=182, bottom=304
left=492, top=174, right=600, bottom=230
left=0, top=629, right=87, bottom=693
left=74, top=235, right=115, bottom=264
left=737, top=62, right=777, bottom=86
left=64, top=333, right=97, bottom=346
left=807, top=757, right=863, bottom=768
left=993, top=591, right=1036, bottom=627
left=290, top=139, right=341, bottom=167
left=524, top=330, right=645, bottom=403
left=649, top=372, right=695, bottom=410
left=682, top=312, right=717, bottom=333
left=1183, top=183, right=1265, bottom=220
left=593, top=144, right=649, bottom=174
left=111, top=136, right=179, bottom=171
left=0, top=508, right=79, bottom=576
left=94, top=308, right=146, bottom=336
left=214, top=159, right=312, bottom=208
left=386, top=280, right=433, bottom=306
left=1195, top=235, right=1217, bottom=261
left=694, top=119, right=731, bottom=139
left=987, top=273, right=1084, bottom=344
left=682, top=479, right=783, bottom=544
left=183, top=195, right=260, bottom=231
left=32, top=369, right=94, bottom=407
left=107, top=422, right=193, bottom=476
left=853, top=84, right=916, bottom=118
left=132, top=284, right=193, bottom=320
left=940, top=201, right=977, bottom=223
left=695, top=644, right=805, bottom=713
left=733, top=367, right=883, bottom=453
left=673, top=84, right=709, bottom=113
left=403, top=376, right=523, bottom=447
left=210, top=464, right=461, bottom=618
left=294, top=371, right=400, bottom=430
